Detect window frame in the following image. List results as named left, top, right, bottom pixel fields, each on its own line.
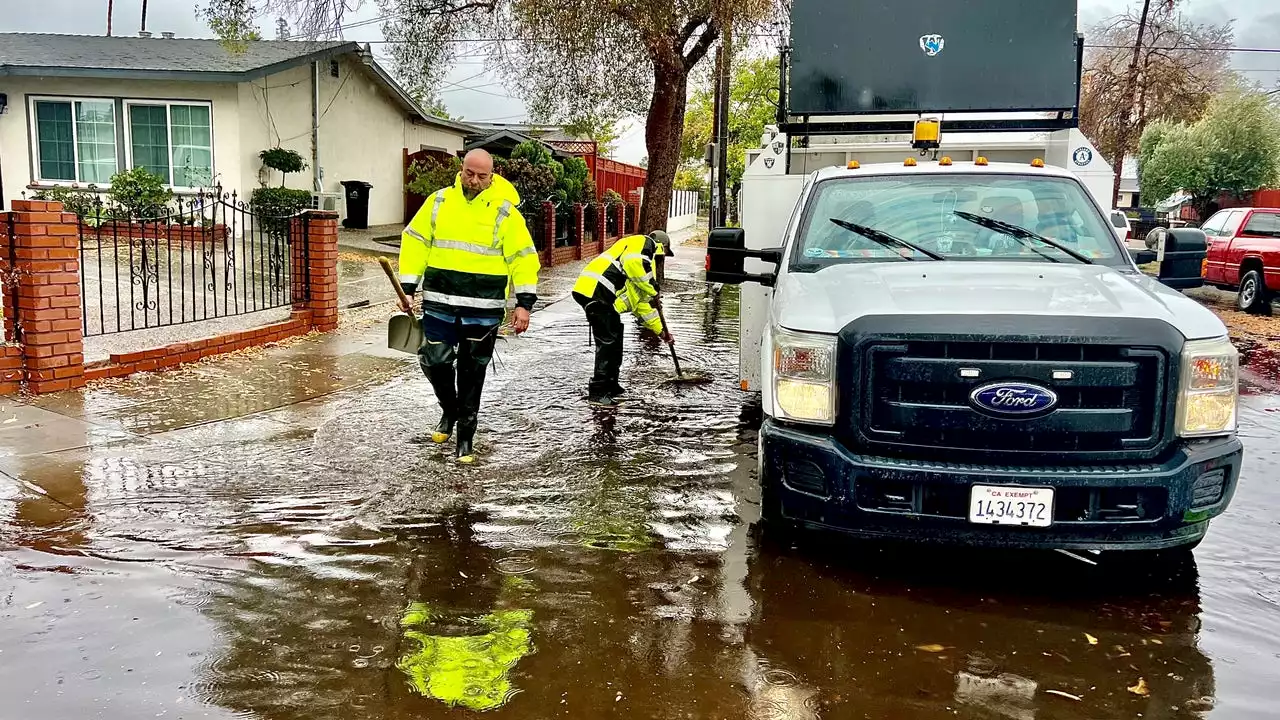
left=26, top=94, right=215, bottom=191
left=27, top=95, right=121, bottom=185
left=123, top=99, right=215, bottom=191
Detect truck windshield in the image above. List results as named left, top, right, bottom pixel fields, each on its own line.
left=791, top=174, right=1126, bottom=268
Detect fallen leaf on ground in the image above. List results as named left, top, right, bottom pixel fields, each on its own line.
left=915, top=644, right=947, bottom=653
left=1046, top=690, right=1082, bottom=701
left=1085, top=633, right=1098, bottom=645
left=1128, top=678, right=1150, bottom=696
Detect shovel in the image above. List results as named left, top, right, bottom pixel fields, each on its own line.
left=378, top=257, right=424, bottom=354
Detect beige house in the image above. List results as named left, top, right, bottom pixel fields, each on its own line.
left=0, top=33, right=475, bottom=226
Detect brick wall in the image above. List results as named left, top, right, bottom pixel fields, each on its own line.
left=83, top=310, right=313, bottom=382
left=0, top=206, right=341, bottom=394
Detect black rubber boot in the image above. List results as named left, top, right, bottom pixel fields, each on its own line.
left=453, top=328, right=496, bottom=464
left=425, top=364, right=457, bottom=443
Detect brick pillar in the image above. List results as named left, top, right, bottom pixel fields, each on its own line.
left=573, top=204, right=585, bottom=260
left=299, top=210, right=339, bottom=332
left=3, top=200, right=85, bottom=393
left=541, top=201, right=556, bottom=267
left=595, top=204, right=608, bottom=250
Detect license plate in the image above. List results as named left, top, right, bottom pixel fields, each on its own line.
left=969, top=485, right=1053, bottom=527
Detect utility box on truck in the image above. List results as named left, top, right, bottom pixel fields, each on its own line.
left=707, top=0, right=1240, bottom=559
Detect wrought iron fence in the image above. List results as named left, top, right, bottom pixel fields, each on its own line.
left=554, top=203, right=574, bottom=248
left=78, top=189, right=306, bottom=337
left=523, top=201, right=548, bottom=252
left=583, top=204, right=598, bottom=247
left=624, top=203, right=637, bottom=234
left=605, top=203, right=620, bottom=237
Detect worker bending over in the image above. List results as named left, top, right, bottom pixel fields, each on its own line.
left=572, top=230, right=674, bottom=407
left=397, top=149, right=540, bottom=463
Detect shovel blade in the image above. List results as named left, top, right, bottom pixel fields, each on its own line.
left=387, top=312, right=423, bottom=354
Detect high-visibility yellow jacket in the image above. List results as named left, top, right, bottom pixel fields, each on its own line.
left=573, top=234, right=664, bottom=334
left=398, top=173, right=540, bottom=319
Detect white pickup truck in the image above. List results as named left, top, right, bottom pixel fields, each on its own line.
left=707, top=155, right=1241, bottom=557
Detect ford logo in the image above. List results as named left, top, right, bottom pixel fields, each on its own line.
left=969, top=382, right=1058, bottom=416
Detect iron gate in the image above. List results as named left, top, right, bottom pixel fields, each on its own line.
left=78, top=189, right=308, bottom=337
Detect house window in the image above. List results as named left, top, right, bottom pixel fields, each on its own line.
left=32, top=99, right=118, bottom=183
left=126, top=102, right=213, bottom=188
left=30, top=96, right=213, bottom=189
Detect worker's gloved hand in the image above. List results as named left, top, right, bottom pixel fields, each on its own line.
left=652, top=296, right=663, bottom=309
left=512, top=307, right=531, bottom=334
left=661, top=329, right=675, bottom=345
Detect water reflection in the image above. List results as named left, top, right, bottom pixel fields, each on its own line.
left=0, top=256, right=1271, bottom=720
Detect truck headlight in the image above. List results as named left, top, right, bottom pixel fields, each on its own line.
left=772, top=327, right=836, bottom=425
left=1176, top=336, right=1238, bottom=437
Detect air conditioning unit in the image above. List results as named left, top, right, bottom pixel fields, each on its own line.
left=310, top=191, right=343, bottom=212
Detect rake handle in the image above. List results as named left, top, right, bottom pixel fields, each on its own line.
left=654, top=301, right=682, bottom=378
left=378, top=257, right=414, bottom=312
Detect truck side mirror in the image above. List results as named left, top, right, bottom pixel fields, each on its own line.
left=1153, top=228, right=1207, bottom=290
left=706, top=227, right=783, bottom=287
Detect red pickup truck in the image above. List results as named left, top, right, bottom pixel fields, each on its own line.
left=1200, top=207, right=1280, bottom=314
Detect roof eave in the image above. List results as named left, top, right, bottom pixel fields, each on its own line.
left=0, top=65, right=247, bottom=82
left=356, top=54, right=477, bottom=135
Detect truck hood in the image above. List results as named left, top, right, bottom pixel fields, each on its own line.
left=773, top=261, right=1226, bottom=340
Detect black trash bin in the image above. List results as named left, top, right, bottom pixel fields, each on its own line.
left=341, top=180, right=373, bottom=229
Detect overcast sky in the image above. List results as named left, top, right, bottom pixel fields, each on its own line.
left=3, top=0, right=1278, bottom=163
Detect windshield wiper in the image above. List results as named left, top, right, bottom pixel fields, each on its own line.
left=828, top=218, right=946, bottom=261
left=952, top=211, right=1094, bottom=265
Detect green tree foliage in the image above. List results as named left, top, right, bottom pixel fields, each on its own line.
left=495, top=157, right=557, bottom=208
left=1139, top=88, right=1280, bottom=217
left=259, top=147, right=308, bottom=186
left=682, top=53, right=779, bottom=190
left=563, top=113, right=622, bottom=158
left=201, top=0, right=782, bottom=233
left=559, top=157, right=592, bottom=205
left=197, top=0, right=262, bottom=52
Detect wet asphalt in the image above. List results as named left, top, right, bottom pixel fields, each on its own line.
left=2, top=254, right=1280, bottom=720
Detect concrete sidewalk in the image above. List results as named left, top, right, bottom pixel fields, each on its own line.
left=0, top=228, right=702, bottom=460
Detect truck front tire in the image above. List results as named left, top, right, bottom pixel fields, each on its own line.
left=1237, top=269, right=1272, bottom=315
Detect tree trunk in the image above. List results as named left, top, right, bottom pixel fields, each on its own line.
left=639, top=60, right=690, bottom=235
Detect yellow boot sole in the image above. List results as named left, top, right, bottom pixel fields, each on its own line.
left=456, top=454, right=475, bottom=465
left=431, top=432, right=450, bottom=444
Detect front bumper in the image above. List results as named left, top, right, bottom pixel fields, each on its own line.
left=761, top=419, right=1242, bottom=551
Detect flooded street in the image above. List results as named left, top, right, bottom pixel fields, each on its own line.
left=3, top=258, right=1280, bottom=720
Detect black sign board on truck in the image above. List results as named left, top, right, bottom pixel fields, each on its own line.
left=789, top=0, right=1079, bottom=115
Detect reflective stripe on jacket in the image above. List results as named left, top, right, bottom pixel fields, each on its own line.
left=397, top=173, right=540, bottom=318
left=572, top=234, right=663, bottom=334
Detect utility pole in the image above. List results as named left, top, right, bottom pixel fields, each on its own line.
left=708, top=45, right=723, bottom=232
left=106, top=0, right=114, bottom=36
left=140, top=0, right=149, bottom=33
left=715, top=27, right=733, bottom=227
left=1111, top=0, right=1155, bottom=206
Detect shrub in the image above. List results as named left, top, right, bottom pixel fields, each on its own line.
left=557, top=157, right=591, bottom=205
left=32, top=185, right=100, bottom=219
left=603, top=189, right=624, bottom=207
left=250, top=186, right=313, bottom=217
left=407, top=155, right=461, bottom=197
left=250, top=186, right=313, bottom=235
left=496, top=158, right=557, bottom=208
left=107, top=168, right=174, bottom=219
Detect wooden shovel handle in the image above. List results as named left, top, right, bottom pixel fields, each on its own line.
left=378, top=257, right=414, bottom=310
